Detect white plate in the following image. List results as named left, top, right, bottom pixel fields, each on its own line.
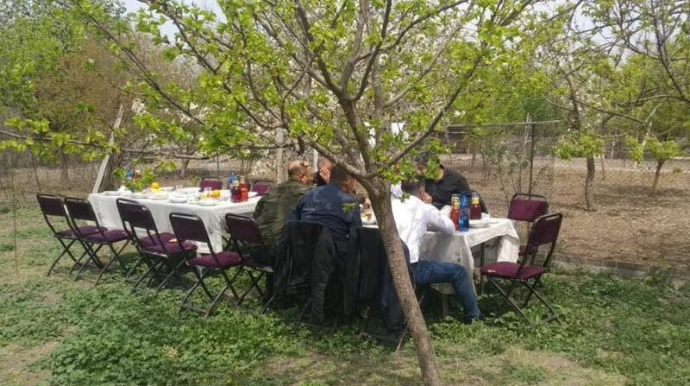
left=169, top=196, right=188, bottom=204
left=148, top=194, right=169, bottom=200
left=183, top=187, right=200, bottom=193
left=160, top=186, right=175, bottom=192
left=130, top=193, right=147, bottom=199
left=470, top=222, right=491, bottom=229
left=196, top=199, right=219, bottom=207
left=104, top=191, right=122, bottom=196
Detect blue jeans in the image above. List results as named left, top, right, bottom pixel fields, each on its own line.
left=412, top=260, right=481, bottom=322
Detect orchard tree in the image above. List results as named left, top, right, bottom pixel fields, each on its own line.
left=6, top=0, right=548, bottom=384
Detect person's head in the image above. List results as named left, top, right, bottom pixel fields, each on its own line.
left=400, top=176, right=426, bottom=199
left=414, top=151, right=442, bottom=180
left=329, top=165, right=355, bottom=193
left=317, top=157, right=333, bottom=171
left=287, top=160, right=312, bottom=185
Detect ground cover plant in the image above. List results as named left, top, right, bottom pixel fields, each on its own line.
left=1, top=206, right=689, bottom=386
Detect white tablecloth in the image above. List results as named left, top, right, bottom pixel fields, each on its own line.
left=420, top=218, right=519, bottom=294
left=88, top=193, right=259, bottom=252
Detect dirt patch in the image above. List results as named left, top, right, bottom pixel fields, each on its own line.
left=247, top=347, right=626, bottom=386
left=0, top=341, right=56, bottom=386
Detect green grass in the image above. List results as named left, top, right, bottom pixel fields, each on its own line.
left=1, top=207, right=689, bottom=385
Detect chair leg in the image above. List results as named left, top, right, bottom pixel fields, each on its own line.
left=132, top=259, right=163, bottom=292
left=179, top=268, right=209, bottom=313
left=75, top=244, right=104, bottom=281
left=486, top=277, right=532, bottom=326
left=95, top=241, right=131, bottom=286
left=522, top=281, right=561, bottom=324
left=47, top=239, right=77, bottom=276
left=155, top=258, right=188, bottom=293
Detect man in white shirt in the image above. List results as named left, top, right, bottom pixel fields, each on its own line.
left=392, top=177, right=482, bottom=324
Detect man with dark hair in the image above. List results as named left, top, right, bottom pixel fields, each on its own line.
left=252, top=160, right=313, bottom=264
left=415, top=152, right=471, bottom=210
left=392, top=176, right=482, bottom=324
left=292, top=165, right=362, bottom=258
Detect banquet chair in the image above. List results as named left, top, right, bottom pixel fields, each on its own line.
left=508, top=193, right=549, bottom=258
left=199, top=176, right=223, bottom=191
left=224, top=213, right=275, bottom=309
left=480, top=213, right=563, bottom=326
left=38, top=194, right=101, bottom=276
left=171, top=213, right=244, bottom=318
left=116, top=199, right=196, bottom=292
left=250, top=181, right=272, bottom=196
left=63, top=197, right=130, bottom=285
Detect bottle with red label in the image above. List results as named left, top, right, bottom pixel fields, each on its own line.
left=470, top=192, right=482, bottom=220
left=239, top=176, right=249, bottom=202
left=232, top=177, right=241, bottom=202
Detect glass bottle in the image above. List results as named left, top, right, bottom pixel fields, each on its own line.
left=470, top=192, right=482, bottom=220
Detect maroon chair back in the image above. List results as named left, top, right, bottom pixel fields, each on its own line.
left=116, top=199, right=167, bottom=252
left=522, top=213, right=563, bottom=269
left=37, top=194, right=69, bottom=235
left=251, top=182, right=272, bottom=196
left=225, top=213, right=264, bottom=245
left=199, top=177, right=223, bottom=191
left=64, top=197, right=105, bottom=239
left=508, top=193, right=548, bottom=222
left=169, top=213, right=210, bottom=245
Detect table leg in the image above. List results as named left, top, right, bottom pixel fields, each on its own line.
left=479, top=243, right=485, bottom=295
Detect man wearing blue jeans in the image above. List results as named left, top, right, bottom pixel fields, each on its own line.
left=391, top=177, right=482, bottom=324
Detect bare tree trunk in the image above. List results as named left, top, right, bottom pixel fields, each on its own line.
left=651, top=160, right=664, bottom=194
left=365, top=178, right=444, bottom=386
left=179, top=158, right=191, bottom=178
left=600, top=155, right=606, bottom=181
left=585, top=157, right=596, bottom=211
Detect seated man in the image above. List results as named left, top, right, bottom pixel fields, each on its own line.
left=252, top=160, right=313, bottom=264
left=291, top=165, right=362, bottom=259
left=415, top=152, right=471, bottom=210
left=312, top=156, right=332, bottom=186
left=392, top=177, right=482, bottom=324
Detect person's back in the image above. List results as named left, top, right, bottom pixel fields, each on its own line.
left=253, top=161, right=312, bottom=249
left=291, top=166, right=361, bottom=258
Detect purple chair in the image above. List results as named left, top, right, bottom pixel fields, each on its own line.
left=508, top=193, right=549, bottom=257
left=37, top=194, right=103, bottom=276
left=170, top=213, right=244, bottom=318
left=224, top=213, right=275, bottom=309
left=481, top=213, right=563, bottom=326
left=63, top=197, right=130, bottom=285
left=250, top=182, right=272, bottom=197
left=199, top=176, right=223, bottom=191
left=116, top=199, right=196, bottom=292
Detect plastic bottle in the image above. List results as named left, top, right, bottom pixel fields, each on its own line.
left=459, top=192, right=470, bottom=232
left=239, top=176, right=249, bottom=202
left=228, top=171, right=236, bottom=189
left=470, top=192, right=482, bottom=220
left=125, top=168, right=133, bottom=184
left=232, top=176, right=241, bottom=202
left=450, top=194, right=460, bottom=231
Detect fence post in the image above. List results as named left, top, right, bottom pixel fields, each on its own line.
left=528, top=119, right=536, bottom=196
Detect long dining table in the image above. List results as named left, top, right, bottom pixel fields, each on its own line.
left=88, top=191, right=260, bottom=253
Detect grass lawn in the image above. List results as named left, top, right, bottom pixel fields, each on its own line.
left=1, top=207, right=689, bottom=386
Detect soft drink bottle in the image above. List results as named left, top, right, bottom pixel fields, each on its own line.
left=125, top=168, right=133, bottom=183
left=470, top=192, right=482, bottom=220
left=450, top=194, right=460, bottom=231
left=228, top=171, right=236, bottom=189
left=239, top=177, right=249, bottom=202
left=459, top=192, right=470, bottom=232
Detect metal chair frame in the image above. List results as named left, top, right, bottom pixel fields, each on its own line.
left=481, top=213, right=563, bottom=326
left=171, top=213, right=243, bottom=318
left=63, top=197, right=130, bottom=285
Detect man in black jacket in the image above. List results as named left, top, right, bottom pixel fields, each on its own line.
left=415, top=152, right=471, bottom=210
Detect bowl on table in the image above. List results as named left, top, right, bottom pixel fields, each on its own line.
left=196, top=198, right=219, bottom=207
left=469, top=218, right=498, bottom=229
left=168, top=195, right=188, bottom=204
left=160, top=186, right=175, bottom=192
left=148, top=192, right=169, bottom=200
left=130, top=192, right=147, bottom=199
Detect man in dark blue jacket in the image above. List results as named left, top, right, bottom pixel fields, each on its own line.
left=291, top=165, right=362, bottom=259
